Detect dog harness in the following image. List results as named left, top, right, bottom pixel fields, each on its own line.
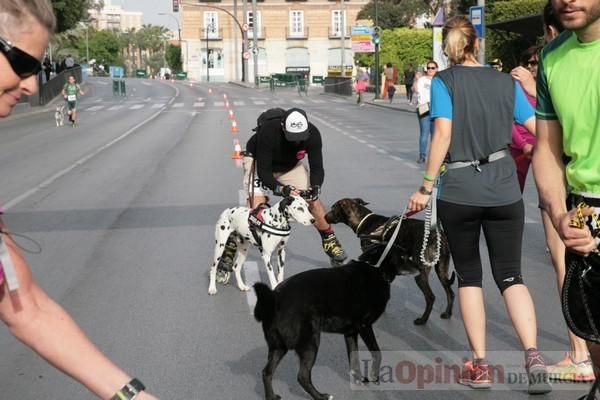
left=444, top=149, right=509, bottom=172
left=248, top=206, right=291, bottom=251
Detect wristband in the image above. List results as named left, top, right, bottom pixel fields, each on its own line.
left=110, top=378, right=145, bottom=400
left=423, top=174, right=436, bottom=182
left=419, top=186, right=433, bottom=196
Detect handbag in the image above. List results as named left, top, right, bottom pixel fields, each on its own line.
left=417, top=102, right=430, bottom=117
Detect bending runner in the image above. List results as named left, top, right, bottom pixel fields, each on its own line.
left=62, top=74, right=84, bottom=126
left=215, top=108, right=348, bottom=284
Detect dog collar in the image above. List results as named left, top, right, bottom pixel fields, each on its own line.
left=355, top=213, right=374, bottom=235
left=249, top=210, right=291, bottom=237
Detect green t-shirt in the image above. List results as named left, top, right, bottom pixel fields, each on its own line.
left=64, top=83, right=80, bottom=99
left=537, top=31, right=600, bottom=194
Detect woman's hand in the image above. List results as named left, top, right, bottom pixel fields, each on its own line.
left=522, top=143, right=534, bottom=158
left=408, top=188, right=431, bottom=212
left=511, top=66, right=536, bottom=97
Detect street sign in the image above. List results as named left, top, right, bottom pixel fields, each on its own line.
left=243, top=51, right=250, bottom=60
left=352, top=25, right=375, bottom=53
left=109, top=66, right=124, bottom=78
left=469, top=6, right=484, bottom=38
left=242, top=23, right=249, bottom=32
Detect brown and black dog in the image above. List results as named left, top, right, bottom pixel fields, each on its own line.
left=325, top=198, right=455, bottom=325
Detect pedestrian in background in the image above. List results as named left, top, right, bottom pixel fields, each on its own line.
left=533, top=0, right=600, bottom=394
left=387, top=82, right=396, bottom=103
left=382, top=62, right=393, bottom=99
left=404, top=63, right=416, bottom=104
left=414, top=60, right=437, bottom=164
left=42, top=56, right=52, bottom=82
left=0, top=1, right=159, bottom=399
left=354, top=66, right=368, bottom=105
left=408, top=16, right=551, bottom=394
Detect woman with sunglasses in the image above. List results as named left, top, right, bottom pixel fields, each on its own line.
left=0, top=1, right=159, bottom=399
left=408, top=16, right=551, bottom=393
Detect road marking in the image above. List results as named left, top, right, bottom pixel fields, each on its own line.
left=107, top=105, right=124, bottom=111
left=214, top=101, right=224, bottom=107
left=86, top=105, right=106, bottom=111
left=367, top=144, right=377, bottom=149
left=197, top=97, right=204, bottom=102
left=172, top=103, right=184, bottom=108
left=253, top=100, right=265, bottom=105
left=129, top=104, right=144, bottom=110
left=291, top=99, right=306, bottom=104
left=141, top=81, right=152, bottom=86
left=151, top=103, right=165, bottom=109
left=311, top=99, right=325, bottom=104
left=377, top=149, right=388, bottom=154
left=244, top=261, right=261, bottom=314
left=3, top=87, right=179, bottom=211
left=193, top=102, right=205, bottom=107
left=390, top=156, right=403, bottom=162
left=403, top=162, right=418, bottom=169
left=357, top=139, right=367, bottom=144
left=233, top=101, right=245, bottom=106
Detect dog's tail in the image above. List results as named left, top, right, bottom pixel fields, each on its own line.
left=253, top=282, right=276, bottom=323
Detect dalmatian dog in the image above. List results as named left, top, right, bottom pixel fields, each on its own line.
left=208, top=196, right=315, bottom=295
left=54, top=105, right=65, bottom=127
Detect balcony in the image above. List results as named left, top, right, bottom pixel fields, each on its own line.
left=200, top=27, right=223, bottom=40
left=329, top=26, right=351, bottom=39
left=286, top=26, right=309, bottom=40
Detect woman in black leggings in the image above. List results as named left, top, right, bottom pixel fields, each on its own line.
left=408, top=16, right=551, bottom=394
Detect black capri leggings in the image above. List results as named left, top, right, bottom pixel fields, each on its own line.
left=437, top=199, right=525, bottom=293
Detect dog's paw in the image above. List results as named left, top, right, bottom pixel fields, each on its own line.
left=413, top=317, right=427, bottom=325
left=238, top=284, right=251, bottom=292
left=440, top=311, right=452, bottom=319
left=208, top=286, right=218, bottom=295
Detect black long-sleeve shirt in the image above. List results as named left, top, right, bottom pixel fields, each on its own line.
left=246, top=120, right=324, bottom=191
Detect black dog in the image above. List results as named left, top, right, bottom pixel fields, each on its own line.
left=325, top=198, right=455, bottom=325
left=253, top=244, right=415, bottom=400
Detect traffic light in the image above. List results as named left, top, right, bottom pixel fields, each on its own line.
left=372, top=26, right=380, bottom=45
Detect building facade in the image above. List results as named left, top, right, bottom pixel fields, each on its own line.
left=181, top=0, right=369, bottom=82
left=89, top=1, right=143, bottom=32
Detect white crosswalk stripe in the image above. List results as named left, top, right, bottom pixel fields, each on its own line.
left=85, top=105, right=105, bottom=112
left=311, top=99, right=325, bottom=103
left=107, top=105, right=124, bottom=111
left=291, top=99, right=306, bottom=104
left=193, top=102, right=205, bottom=107
left=129, top=104, right=144, bottom=110
left=233, top=101, right=245, bottom=106
left=151, top=103, right=165, bottom=109
left=253, top=101, right=265, bottom=105
left=172, top=103, right=184, bottom=108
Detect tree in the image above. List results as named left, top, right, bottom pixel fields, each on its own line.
left=165, top=44, right=182, bottom=71
left=51, top=0, right=99, bottom=33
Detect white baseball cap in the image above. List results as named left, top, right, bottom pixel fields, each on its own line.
left=282, top=108, right=309, bottom=141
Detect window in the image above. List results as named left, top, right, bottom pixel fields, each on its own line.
left=289, top=10, right=304, bottom=37
left=331, top=10, right=346, bottom=37
left=246, top=11, right=262, bottom=38
left=203, top=11, right=218, bottom=38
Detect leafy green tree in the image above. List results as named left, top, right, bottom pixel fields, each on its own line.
left=355, top=28, right=433, bottom=82
left=166, top=44, right=182, bottom=71
left=51, top=0, right=100, bottom=33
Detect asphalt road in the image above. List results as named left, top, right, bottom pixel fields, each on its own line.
left=0, top=77, right=592, bottom=400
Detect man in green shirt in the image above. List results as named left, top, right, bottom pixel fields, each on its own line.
left=61, top=74, right=84, bottom=126
left=533, top=0, right=600, bottom=394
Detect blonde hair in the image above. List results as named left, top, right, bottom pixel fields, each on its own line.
left=0, top=0, right=56, bottom=37
left=442, top=16, right=478, bottom=65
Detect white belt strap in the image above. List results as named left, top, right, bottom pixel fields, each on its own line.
left=0, top=236, right=19, bottom=291
left=444, top=149, right=509, bottom=171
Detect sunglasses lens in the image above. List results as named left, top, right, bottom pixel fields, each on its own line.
left=6, top=46, right=42, bottom=78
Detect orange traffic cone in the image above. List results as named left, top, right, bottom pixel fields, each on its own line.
left=208, top=88, right=212, bottom=94
left=231, top=120, right=239, bottom=134
left=231, top=139, right=243, bottom=159
left=223, top=93, right=228, bottom=100
left=189, top=82, right=193, bottom=87
left=228, top=109, right=235, bottom=120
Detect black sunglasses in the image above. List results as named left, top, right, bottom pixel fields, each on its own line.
left=427, top=66, right=437, bottom=70
left=526, top=59, right=538, bottom=66
left=0, top=36, right=42, bottom=78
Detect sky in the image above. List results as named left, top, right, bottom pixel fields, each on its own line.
left=110, top=0, right=182, bottom=32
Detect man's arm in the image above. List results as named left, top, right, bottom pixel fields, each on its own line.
left=307, top=125, right=324, bottom=187
left=532, top=119, right=596, bottom=254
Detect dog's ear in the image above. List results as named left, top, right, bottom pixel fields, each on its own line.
left=278, top=196, right=293, bottom=214
left=354, top=198, right=369, bottom=206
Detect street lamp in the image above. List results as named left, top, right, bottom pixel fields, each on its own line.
left=203, top=24, right=214, bottom=82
